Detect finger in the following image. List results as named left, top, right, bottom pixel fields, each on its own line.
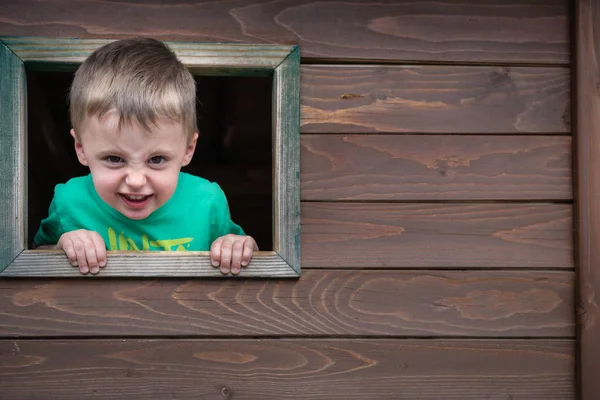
left=91, top=232, right=107, bottom=268
left=81, top=235, right=100, bottom=274
left=230, top=240, right=244, bottom=275
left=72, top=238, right=89, bottom=274
left=210, top=238, right=222, bottom=268
left=220, top=239, right=233, bottom=275
left=61, top=238, right=79, bottom=267
left=241, top=238, right=255, bottom=267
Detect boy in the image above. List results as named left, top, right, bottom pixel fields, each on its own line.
left=34, top=38, right=257, bottom=276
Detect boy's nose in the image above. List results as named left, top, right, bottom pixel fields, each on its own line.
left=125, top=169, right=147, bottom=188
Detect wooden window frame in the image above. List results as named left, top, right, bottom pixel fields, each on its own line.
left=0, top=37, right=300, bottom=278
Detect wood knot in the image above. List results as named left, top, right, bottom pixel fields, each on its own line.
left=340, top=93, right=364, bottom=99
left=221, top=386, right=232, bottom=398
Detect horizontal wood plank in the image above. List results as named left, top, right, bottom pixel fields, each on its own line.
left=302, top=203, right=573, bottom=268
left=0, top=339, right=575, bottom=399
left=0, top=271, right=573, bottom=337
left=1, top=251, right=298, bottom=277
left=302, top=135, right=572, bottom=200
left=0, top=0, right=569, bottom=64
left=301, top=66, right=570, bottom=133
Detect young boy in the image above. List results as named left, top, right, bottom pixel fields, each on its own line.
left=34, top=38, right=257, bottom=275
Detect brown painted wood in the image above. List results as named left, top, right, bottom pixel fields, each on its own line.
left=301, top=65, right=570, bottom=133
left=0, top=1, right=569, bottom=64
left=302, top=135, right=572, bottom=201
left=0, top=339, right=575, bottom=399
left=575, top=1, right=600, bottom=399
left=0, top=270, right=573, bottom=337
left=302, top=203, right=572, bottom=268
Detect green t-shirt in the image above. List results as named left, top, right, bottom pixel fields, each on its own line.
left=34, top=172, right=244, bottom=251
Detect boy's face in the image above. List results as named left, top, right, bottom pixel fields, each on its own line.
left=71, top=111, right=198, bottom=220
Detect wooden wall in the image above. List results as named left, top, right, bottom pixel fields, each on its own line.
left=575, top=1, right=600, bottom=398
left=0, top=1, right=575, bottom=399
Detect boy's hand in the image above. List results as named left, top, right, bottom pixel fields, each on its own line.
left=211, top=234, right=258, bottom=275
left=57, top=230, right=107, bottom=275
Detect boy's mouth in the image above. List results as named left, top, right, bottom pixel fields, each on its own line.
left=119, top=193, right=153, bottom=209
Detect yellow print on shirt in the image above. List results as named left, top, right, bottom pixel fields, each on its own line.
left=107, top=227, right=193, bottom=251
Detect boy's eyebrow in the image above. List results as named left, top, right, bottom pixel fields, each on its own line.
left=95, top=146, right=179, bottom=156
left=95, top=149, right=123, bottom=158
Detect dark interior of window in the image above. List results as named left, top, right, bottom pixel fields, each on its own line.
left=27, top=71, right=273, bottom=250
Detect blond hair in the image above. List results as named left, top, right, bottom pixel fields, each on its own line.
left=70, top=38, right=197, bottom=141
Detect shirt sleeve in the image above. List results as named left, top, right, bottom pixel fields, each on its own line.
left=33, top=193, right=64, bottom=246
left=209, top=183, right=245, bottom=243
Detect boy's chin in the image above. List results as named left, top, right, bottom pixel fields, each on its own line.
left=123, top=212, right=151, bottom=220
left=119, top=208, right=154, bottom=220
left=115, top=204, right=155, bottom=220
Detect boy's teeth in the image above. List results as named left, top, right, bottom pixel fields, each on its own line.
left=125, top=194, right=148, bottom=201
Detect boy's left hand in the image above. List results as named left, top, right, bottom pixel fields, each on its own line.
left=210, top=234, right=258, bottom=275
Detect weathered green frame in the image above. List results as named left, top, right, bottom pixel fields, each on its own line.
left=0, top=37, right=300, bottom=277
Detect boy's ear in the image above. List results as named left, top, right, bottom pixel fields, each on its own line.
left=70, top=129, right=89, bottom=166
left=182, top=132, right=199, bottom=167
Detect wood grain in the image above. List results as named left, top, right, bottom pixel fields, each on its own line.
left=302, top=203, right=573, bottom=268
left=0, top=40, right=25, bottom=273
left=302, top=135, right=572, bottom=201
left=0, top=37, right=295, bottom=72
left=301, top=65, right=570, bottom=133
left=0, top=339, right=575, bottom=399
left=0, top=0, right=569, bottom=64
left=575, top=1, right=600, bottom=399
left=273, top=46, right=301, bottom=272
left=1, top=251, right=298, bottom=277
left=0, top=270, right=573, bottom=337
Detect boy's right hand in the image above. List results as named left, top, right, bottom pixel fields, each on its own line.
left=57, top=230, right=107, bottom=275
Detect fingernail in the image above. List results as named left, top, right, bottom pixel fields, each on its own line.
left=222, top=268, right=230, bottom=274
left=212, top=260, right=219, bottom=267
left=72, top=261, right=78, bottom=267
left=90, top=267, right=99, bottom=274
left=232, top=267, right=240, bottom=274
left=100, top=260, right=106, bottom=267
left=241, top=261, right=248, bottom=267
left=81, top=267, right=89, bottom=274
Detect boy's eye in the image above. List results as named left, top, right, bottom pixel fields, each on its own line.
left=148, top=156, right=166, bottom=165
left=105, top=155, right=123, bottom=164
